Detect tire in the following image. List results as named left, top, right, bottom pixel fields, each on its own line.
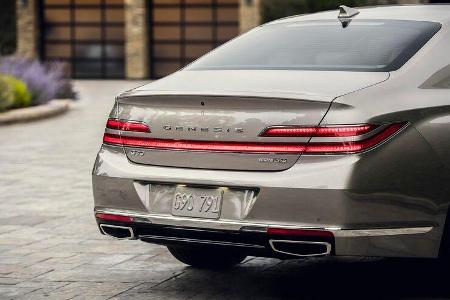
left=439, top=213, right=450, bottom=262
left=167, top=245, right=247, bottom=269
left=437, top=208, right=450, bottom=269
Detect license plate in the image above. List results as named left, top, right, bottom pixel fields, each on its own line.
left=172, top=186, right=224, bottom=219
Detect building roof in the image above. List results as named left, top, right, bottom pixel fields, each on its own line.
left=270, top=5, right=450, bottom=25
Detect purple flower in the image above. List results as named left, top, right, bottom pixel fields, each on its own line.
left=0, top=56, right=77, bottom=105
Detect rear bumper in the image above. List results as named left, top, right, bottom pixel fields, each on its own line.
left=94, top=208, right=436, bottom=258
left=95, top=216, right=334, bottom=258
left=93, top=135, right=447, bottom=258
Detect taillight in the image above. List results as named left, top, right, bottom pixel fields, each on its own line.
left=260, top=123, right=406, bottom=154
left=303, top=123, right=405, bottom=153
left=106, top=119, right=150, bottom=133
left=260, top=124, right=376, bottom=137
left=102, top=121, right=407, bottom=155
left=103, top=135, right=307, bottom=153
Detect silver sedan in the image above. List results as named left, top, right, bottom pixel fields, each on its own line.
left=92, top=5, right=450, bottom=268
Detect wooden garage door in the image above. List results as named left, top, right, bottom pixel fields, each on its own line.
left=150, top=0, right=239, bottom=78
left=40, top=0, right=125, bottom=78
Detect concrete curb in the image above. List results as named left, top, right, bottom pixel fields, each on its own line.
left=0, top=99, right=72, bottom=125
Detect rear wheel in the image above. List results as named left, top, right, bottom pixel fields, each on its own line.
left=167, top=246, right=247, bottom=269
left=440, top=214, right=450, bottom=260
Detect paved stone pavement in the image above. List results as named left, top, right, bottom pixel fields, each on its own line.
left=0, top=80, right=449, bottom=300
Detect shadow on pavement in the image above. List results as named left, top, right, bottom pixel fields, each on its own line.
left=163, top=257, right=450, bottom=299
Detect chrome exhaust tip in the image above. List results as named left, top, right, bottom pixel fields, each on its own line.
left=269, top=240, right=331, bottom=257
left=99, top=224, right=135, bottom=240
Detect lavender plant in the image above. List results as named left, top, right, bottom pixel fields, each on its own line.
left=0, top=56, right=77, bottom=106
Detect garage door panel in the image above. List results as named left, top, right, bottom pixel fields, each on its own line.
left=45, top=26, right=71, bottom=40
left=185, top=26, right=213, bottom=40
left=185, top=43, right=212, bottom=59
left=45, top=44, right=71, bottom=58
left=217, top=7, right=238, bottom=22
left=217, top=25, right=238, bottom=41
left=106, top=8, right=125, bottom=23
left=41, top=0, right=125, bottom=78
left=45, top=0, right=70, bottom=4
left=154, top=8, right=181, bottom=22
left=75, top=27, right=102, bottom=40
left=154, top=44, right=182, bottom=59
left=185, top=8, right=213, bottom=22
left=105, top=45, right=125, bottom=58
left=105, top=27, right=125, bottom=41
left=154, top=62, right=182, bottom=78
left=75, top=61, right=102, bottom=77
left=186, top=0, right=213, bottom=4
left=45, top=9, right=70, bottom=22
left=150, top=0, right=239, bottom=78
left=153, top=26, right=182, bottom=40
left=75, top=8, right=102, bottom=23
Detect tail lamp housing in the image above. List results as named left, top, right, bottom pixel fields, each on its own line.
left=106, top=119, right=150, bottom=133
left=103, top=118, right=407, bottom=155
left=260, top=124, right=377, bottom=137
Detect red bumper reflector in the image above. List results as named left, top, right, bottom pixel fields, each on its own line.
left=106, top=119, right=150, bottom=133
left=95, top=213, right=133, bottom=223
left=103, top=123, right=406, bottom=154
left=261, top=124, right=376, bottom=137
left=267, top=227, right=334, bottom=238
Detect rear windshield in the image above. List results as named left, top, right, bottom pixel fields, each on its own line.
left=187, top=20, right=441, bottom=72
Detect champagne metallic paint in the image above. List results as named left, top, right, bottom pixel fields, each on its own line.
left=93, top=5, right=450, bottom=258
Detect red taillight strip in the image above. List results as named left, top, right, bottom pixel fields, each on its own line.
left=106, top=119, right=150, bottom=132
left=103, top=123, right=406, bottom=154
left=95, top=213, right=133, bottom=222
left=104, top=134, right=306, bottom=153
left=103, top=134, right=122, bottom=145
left=267, top=227, right=334, bottom=238
left=261, top=124, right=377, bottom=137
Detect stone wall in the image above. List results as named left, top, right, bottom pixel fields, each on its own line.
left=125, top=0, right=148, bottom=79
left=239, top=0, right=261, bottom=33
left=16, top=0, right=39, bottom=58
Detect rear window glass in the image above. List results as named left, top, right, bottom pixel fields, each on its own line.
left=187, top=20, right=441, bottom=72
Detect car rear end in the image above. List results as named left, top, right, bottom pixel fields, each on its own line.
left=92, top=8, right=448, bottom=260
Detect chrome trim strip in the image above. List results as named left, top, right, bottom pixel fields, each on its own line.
left=335, top=227, right=434, bottom=237
left=269, top=240, right=332, bottom=257
left=139, top=235, right=265, bottom=249
left=94, top=208, right=434, bottom=237
left=99, top=224, right=135, bottom=240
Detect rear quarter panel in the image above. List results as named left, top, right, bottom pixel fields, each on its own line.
left=319, top=22, right=450, bottom=245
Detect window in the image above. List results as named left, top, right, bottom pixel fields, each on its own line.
left=188, top=20, right=441, bottom=72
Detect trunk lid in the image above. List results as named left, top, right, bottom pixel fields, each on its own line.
left=116, top=70, right=388, bottom=171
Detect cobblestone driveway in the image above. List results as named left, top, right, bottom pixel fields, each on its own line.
left=0, top=81, right=449, bottom=299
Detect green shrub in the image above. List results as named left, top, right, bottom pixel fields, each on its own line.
left=4, top=75, right=32, bottom=108
left=0, top=74, right=14, bottom=111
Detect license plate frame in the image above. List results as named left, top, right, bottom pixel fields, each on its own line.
left=171, top=186, right=224, bottom=219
